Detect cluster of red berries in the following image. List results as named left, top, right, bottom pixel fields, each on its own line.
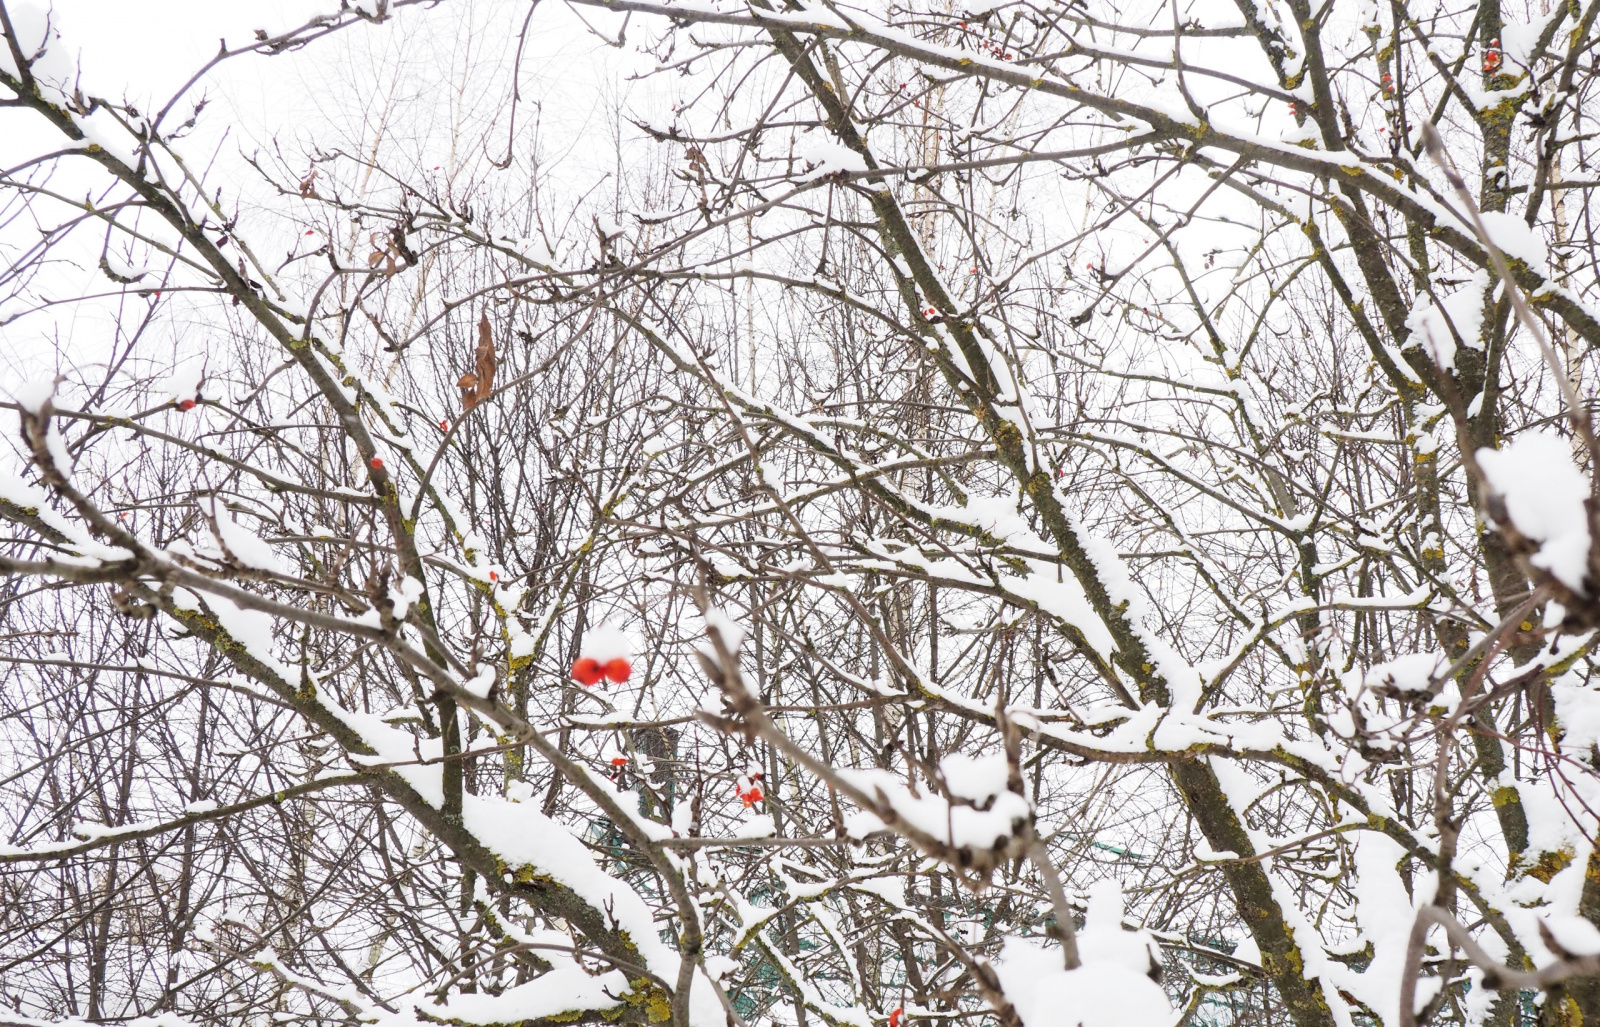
left=571, top=657, right=632, bottom=685
left=1380, top=72, right=1394, bottom=96
left=975, top=39, right=1013, bottom=60
left=570, top=624, right=633, bottom=686
left=1483, top=38, right=1502, bottom=74
left=951, top=22, right=1013, bottom=59
left=736, top=770, right=764, bottom=807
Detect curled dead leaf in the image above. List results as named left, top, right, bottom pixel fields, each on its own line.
left=454, top=315, right=498, bottom=411
left=475, top=313, right=497, bottom=401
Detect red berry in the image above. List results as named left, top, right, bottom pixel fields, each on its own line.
left=439, top=420, right=449, bottom=430
left=602, top=658, right=632, bottom=683
left=891, top=1009, right=904, bottom=1027
left=178, top=399, right=196, bottom=411
left=571, top=658, right=603, bottom=686
left=611, top=756, right=628, bottom=766
left=489, top=570, right=498, bottom=582
left=370, top=457, right=384, bottom=470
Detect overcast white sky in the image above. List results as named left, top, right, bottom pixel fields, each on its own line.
left=46, top=1, right=341, bottom=98
left=1, top=0, right=653, bottom=386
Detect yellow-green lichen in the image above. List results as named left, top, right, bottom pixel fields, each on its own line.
left=1524, top=847, right=1575, bottom=884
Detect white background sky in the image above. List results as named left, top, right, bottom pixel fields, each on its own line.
left=2, top=0, right=655, bottom=391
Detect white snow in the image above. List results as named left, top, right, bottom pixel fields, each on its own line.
left=838, top=765, right=1030, bottom=851
left=1406, top=272, right=1487, bottom=370
left=1320, top=833, right=1418, bottom=1024
left=799, top=139, right=869, bottom=180
left=1480, top=211, right=1552, bottom=275
left=993, top=934, right=1170, bottom=1027
left=702, top=606, right=746, bottom=650
left=733, top=813, right=777, bottom=838
left=420, top=967, right=629, bottom=1024
left=1364, top=651, right=1446, bottom=693
left=1541, top=913, right=1600, bottom=957
left=9, top=377, right=58, bottom=415
left=462, top=665, right=495, bottom=699
left=1477, top=431, right=1593, bottom=592
left=940, top=752, right=1011, bottom=803
left=1074, top=880, right=1160, bottom=976
left=159, top=363, right=204, bottom=403
left=206, top=499, right=286, bottom=574
left=0, top=2, right=77, bottom=101
left=580, top=621, right=634, bottom=662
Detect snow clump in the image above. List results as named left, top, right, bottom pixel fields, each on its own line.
left=1477, top=431, right=1593, bottom=592
left=993, top=880, right=1170, bottom=1027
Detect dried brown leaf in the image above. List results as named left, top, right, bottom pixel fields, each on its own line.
left=474, top=313, right=497, bottom=403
